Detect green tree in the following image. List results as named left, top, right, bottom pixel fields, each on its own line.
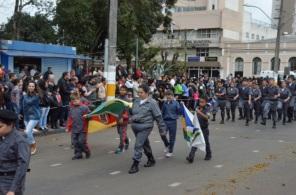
left=55, top=0, right=176, bottom=67
left=3, top=13, right=57, bottom=43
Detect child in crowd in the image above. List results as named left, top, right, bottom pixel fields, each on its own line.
left=186, top=96, right=212, bottom=163
left=115, top=86, right=130, bottom=154
left=67, top=92, right=91, bottom=160
left=161, top=90, right=181, bottom=157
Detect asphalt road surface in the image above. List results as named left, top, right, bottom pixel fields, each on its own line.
left=26, top=119, right=296, bottom=195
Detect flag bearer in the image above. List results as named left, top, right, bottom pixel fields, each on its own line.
left=115, top=86, right=130, bottom=154
left=187, top=97, right=212, bottom=163
left=67, top=92, right=91, bottom=160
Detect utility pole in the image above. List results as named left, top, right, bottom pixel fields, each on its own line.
left=274, top=0, right=284, bottom=74
left=136, top=36, right=139, bottom=69
left=184, top=31, right=187, bottom=67
left=104, top=39, right=109, bottom=79
left=106, top=0, right=118, bottom=100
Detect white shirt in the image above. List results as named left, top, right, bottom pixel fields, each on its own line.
left=125, top=79, right=134, bottom=89
left=140, top=98, right=148, bottom=105
left=170, top=79, right=175, bottom=87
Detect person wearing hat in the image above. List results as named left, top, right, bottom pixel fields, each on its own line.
left=215, top=80, right=227, bottom=124
left=0, top=109, right=31, bottom=195
left=261, top=78, right=279, bottom=128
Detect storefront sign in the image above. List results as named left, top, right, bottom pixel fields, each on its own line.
left=186, top=40, right=211, bottom=48
left=205, top=57, right=218, bottom=62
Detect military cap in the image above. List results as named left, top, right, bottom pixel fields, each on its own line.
left=0, top=110, right=18, bottom=122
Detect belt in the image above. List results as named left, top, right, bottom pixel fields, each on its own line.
left=0, top=160, right=17, bottom=163
left=0, top=171, right=16, bottom=176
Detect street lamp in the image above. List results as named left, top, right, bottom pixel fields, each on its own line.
left=243, top=1, right=283, bottom=74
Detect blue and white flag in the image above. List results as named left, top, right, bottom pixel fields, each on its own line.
left=181, top=103, right=206, bottom=152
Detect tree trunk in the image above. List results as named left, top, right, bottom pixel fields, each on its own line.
left=13, top=0, right=20, bottom=39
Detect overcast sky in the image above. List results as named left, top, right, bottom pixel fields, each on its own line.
left=0, top=0, right=273, bottom=24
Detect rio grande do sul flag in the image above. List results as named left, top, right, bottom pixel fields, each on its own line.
left=181, top=103, right=206, bottom=152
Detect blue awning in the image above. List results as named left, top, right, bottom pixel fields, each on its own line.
left=1, top=50, right=78, bottom=59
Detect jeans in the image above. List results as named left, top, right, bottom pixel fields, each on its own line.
left=39, top=107, right=50, bottom=130
left=164, top=120, right=177, bottom=153
left=24, top=120, right=39, bottom=144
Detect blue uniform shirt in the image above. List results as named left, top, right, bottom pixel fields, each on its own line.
left=162, top=100, right=181, bottom=121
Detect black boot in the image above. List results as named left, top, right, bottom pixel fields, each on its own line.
left=186, top=147, right=197, bottom=163
left=238, top=108, right=243, bottom=120
left=211, top=114, right=216, bottom=122
left=124, top=138, right=130, bottom=150
left=226, top=110, right=230, bottom=121
left=85, top=151, right=91, bottom=159
left=204, top=153, right=212, bottom=161
left=144, top=156, right=156, bottom=168
left=261, top=118, right=266, bottom=126
left=272, top=121, right=276, bottom=129
left=245, top=120, right=249, bottom=126
left=128, top=160, right=139, bottom=174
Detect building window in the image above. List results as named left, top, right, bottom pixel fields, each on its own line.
left=235, top=57, right=244, bottom=77
left=212, top=4, right=215, bottom=10
left=197, top=29, right=219, bottom=38
left=253, top=57, right=262, bottom=75
left=196, top=48, right=209, bottom=57
left=289, top=57, right=296, bottom=71
left=256, top=35, right=259, bottom=40
left=271, top=57, right=281, bottom=71
left=251, top=34, right=255, bottom=39
left=261, top=36, right=264, bottom=40
left=246, top=32, right=250, bottom=38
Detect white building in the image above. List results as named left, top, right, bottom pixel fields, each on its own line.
left=242, top=12, right=277, bottom=42
left=150, top=0, right=278, bottom=78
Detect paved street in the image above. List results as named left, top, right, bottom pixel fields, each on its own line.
left=26, top=119, right=296, bottom=195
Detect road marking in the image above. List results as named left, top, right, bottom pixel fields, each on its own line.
left=168, top=182, right=181, bottom=187
left=156, top=156, right=164, bottom=160
left=50, top=163, right=62, bottom=167
left=230, top=137, right=237, bottom=139
left=253, top=150, right=260, bottom=153
left=256, top=130, right=261, bottom=132
left=278, top=140, right=284, bottom=143
left=214, top=165, right=224, bottom=168
left=109, top=171, right=121, bottom=175
left=154, top=141, right=161, bottom=143
left=115, top=138, right=120, bottom=140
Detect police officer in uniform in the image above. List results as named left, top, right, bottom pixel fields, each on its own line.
left=287, top=76, right=296, bottom=122
left=215, top=80, right=227, bottom=124
left=251, top=81, right=262, bottom=124
left=240, top=80, right=252, bottom=126
left=277, top=81, right=291, bottom=125
left=261, top=79, right=279, bottom=128
left=226, top=81, right=239, bottom=122
left=0, top=110, right=30, bottom=195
